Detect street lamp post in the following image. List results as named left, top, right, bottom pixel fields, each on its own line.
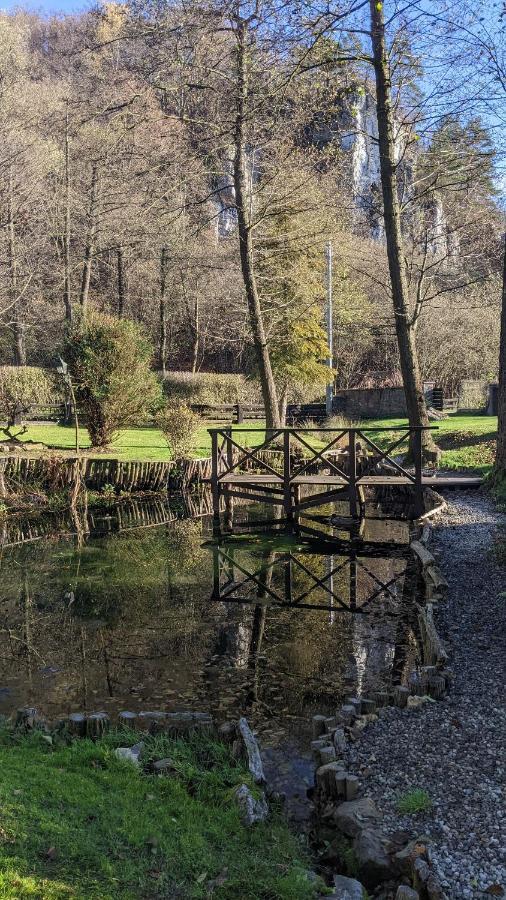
left=55, top=357, right=80, bottom=456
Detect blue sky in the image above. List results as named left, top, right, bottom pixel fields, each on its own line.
left=1, top=0, right=90, bottom=13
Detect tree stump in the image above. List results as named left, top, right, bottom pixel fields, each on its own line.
left=67, top=712, right=87, bottom=737
left=316, top=762, right=347, bottom=800
left=373, top=691, right=390, bottom=708
left=318, top=745, right=337, bottom=765
left=392, top=686, right=409, bottom=708
left=118, top=711, right=139, bottom=730
left=165, top=712, right=193, bottom=738
left=86, top=712, right=110, bottom=739
left=345, top=775, right=359, bottom=801
left=15, top=707, right=42, bottom=731
left=312, top=714, right=327, bottom=739
left=427, top=674, right=446, bottom=700
left=218, top=721, right=237, bottom=744
left=338, top=704, right=357, bottom=725
left=311, top=739, right=329, bottom=762
left=138, top=711, right=167, bottom=734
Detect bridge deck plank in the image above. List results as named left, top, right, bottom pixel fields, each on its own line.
left=218, top=473, right=483, bottom=488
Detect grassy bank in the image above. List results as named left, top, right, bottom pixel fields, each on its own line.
left=0, top=727, right=316, bottom=900
left=17, top=415, right=498, bottom=474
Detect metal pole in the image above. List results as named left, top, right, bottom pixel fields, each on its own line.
left=325, top=241, right=333, bottom=417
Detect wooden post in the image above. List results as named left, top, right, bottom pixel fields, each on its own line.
left=236, top=403, right=244, bottom=424
left=225, top=432, right=234, bottom=530
left=413, top=428, right=424, bottom=518
left=349, top=429, right=358, bottom=519
left=283, top=429, right=292, bottom=523
left=211, top=430, right=220, bottom=532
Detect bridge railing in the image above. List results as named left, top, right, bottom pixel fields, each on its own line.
left=209, top=424, right=435, bottom=522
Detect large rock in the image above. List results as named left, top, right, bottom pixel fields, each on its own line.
left=333, top=797, right=382, bottom=837
left=394, top=840, right=427, bottom=878
left=115, top=743, right=144, bottom=767
left=238, top=717, right=266, bottom=785
left=396, top=888, right=420, bottom=900
left=234, top=784, right=269, bottom=826
left=328, top=874, right=365, bottom=899
left=353, top=827, right=393, bottom=888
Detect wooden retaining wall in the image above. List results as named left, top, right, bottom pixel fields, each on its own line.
left=0, top=455, right=214, bottom=495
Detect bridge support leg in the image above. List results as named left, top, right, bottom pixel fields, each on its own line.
left=349, top=430, right=359, bottom=519
left=283, top=430, right=293, bottom=524
left=211, top=431, right=221, bottom=534
left=413, top=429, right=424, bottom=518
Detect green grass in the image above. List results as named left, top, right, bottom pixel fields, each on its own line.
left=16, top=423, right=268, bottom=462
left=396, top=788, right=433, bottom=815
left=11, top=413, right=499, bottom=475
left=350, top=414, right=497, bottom=476
left=0, top=727, right=317, bottom=900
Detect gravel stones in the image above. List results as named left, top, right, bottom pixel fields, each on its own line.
left=346, top=493, right=506, bottom=899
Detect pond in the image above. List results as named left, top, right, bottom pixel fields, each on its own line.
left=0, top=494, right=423, bottom=816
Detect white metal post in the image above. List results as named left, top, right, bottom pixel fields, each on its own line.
left=325, top=241, right=333, bottom=417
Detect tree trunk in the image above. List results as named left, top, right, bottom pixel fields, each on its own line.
left=63, top=103, right=72, bottom=322
left=79, top=163, right=100, bottom=313
left=495, top=234, right=506, bottom=478
left=278, top=384, right=288, bottom=426
left=190, top=297, right=199, bottom=374
left=117, top=247, right=126, bottom=317
left=8, top=167, right=26, bottom=365
left=233, top=19, right=280, bottom=430
left=369, top=1, right=435, bottom=457
left=160, top=246, right=168, bottom=377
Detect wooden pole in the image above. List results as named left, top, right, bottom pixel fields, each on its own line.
left=325, top=241, right=333, bottom=417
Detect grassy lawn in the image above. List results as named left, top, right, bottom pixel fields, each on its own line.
left=17, top=423, right=268, bottom=462
left=0, top=728, right=316, bottom=900
left=353, top=414, right=497, bottom=475
left=13, top=414, right=498, bottom=475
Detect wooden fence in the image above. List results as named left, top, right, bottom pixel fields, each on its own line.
left=9, top=401, right=329, bottom=426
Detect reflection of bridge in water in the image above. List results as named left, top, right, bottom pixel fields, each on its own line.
left=210, top=534, right=417, bottom=617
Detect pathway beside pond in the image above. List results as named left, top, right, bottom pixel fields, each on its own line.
left=347, top=492, right=506, bottom=900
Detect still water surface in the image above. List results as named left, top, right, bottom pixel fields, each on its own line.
left=0, top=496, right=421, bottom=807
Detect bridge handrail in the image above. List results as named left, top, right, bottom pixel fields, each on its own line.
left=207, top=425, right=437, bottom=433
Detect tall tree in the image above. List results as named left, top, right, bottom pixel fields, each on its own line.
left=233, top=15, right=280, bottom=429
left=368, top=0, right=435, bottom=457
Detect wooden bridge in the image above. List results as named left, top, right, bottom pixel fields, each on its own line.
left=209, top=425, right=482, bottom=525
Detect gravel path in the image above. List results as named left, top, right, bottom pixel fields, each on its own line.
left=347, top=491, right=506, bottom=900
